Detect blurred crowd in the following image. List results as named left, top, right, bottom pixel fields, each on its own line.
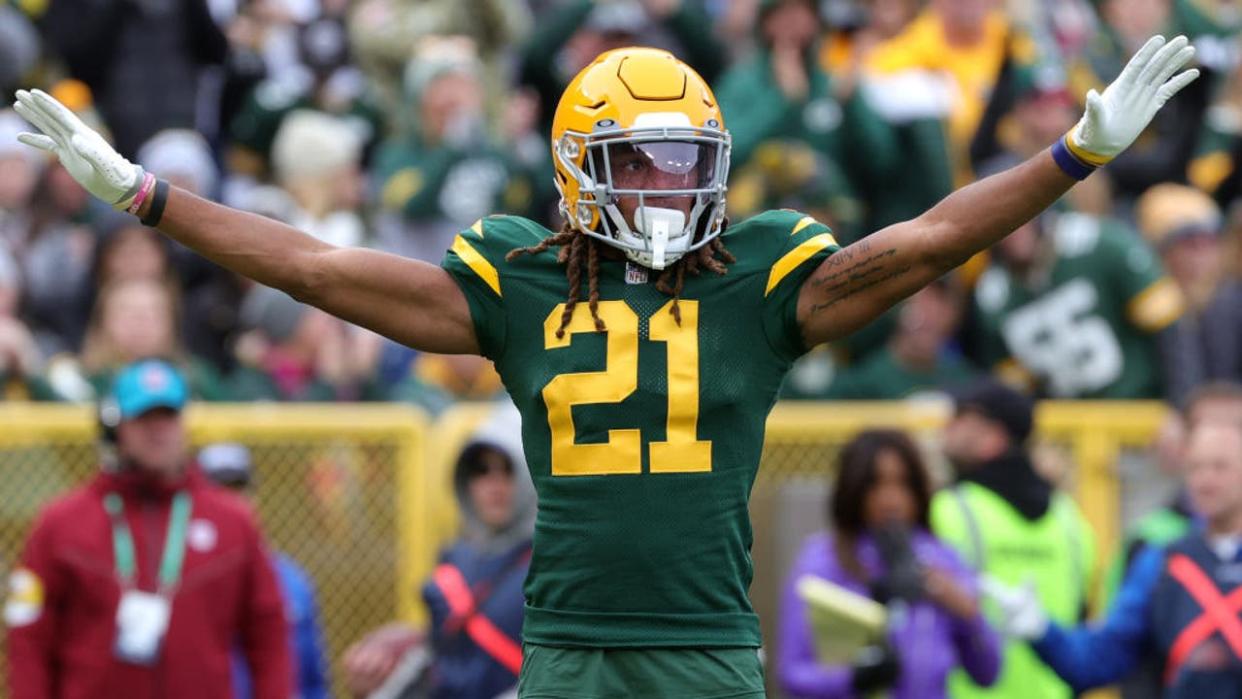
left=3, top=0, right=1242, bottom=409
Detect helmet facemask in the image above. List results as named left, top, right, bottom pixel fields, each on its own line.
left=555, top=117, right=730, bottom=270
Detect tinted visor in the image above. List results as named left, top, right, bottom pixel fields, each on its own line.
left=596, top=140, right=719, bottom=191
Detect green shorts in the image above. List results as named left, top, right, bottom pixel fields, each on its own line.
left=516, top=643, right=766, bottom=699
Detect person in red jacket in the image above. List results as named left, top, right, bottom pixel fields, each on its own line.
left=3, top=358, right=292, bottom=699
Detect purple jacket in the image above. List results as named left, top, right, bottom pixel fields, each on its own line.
left=777, top=530, right=1001, bottom=699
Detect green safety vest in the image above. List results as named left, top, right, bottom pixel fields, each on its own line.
left=931, top=482, right=1097, bottom=699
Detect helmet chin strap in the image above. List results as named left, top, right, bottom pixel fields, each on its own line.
left=635, top=206, right=686, bottom=270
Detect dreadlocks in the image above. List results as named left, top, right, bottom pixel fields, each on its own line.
left=506, top=222, right=735, bottom=338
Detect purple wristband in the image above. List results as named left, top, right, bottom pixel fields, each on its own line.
left=1051, top=136, right=1096, bottom=181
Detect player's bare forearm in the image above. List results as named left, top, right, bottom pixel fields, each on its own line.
left=138, top=185, right=330, bottom=291
left=797, top=150, right=1073, bottom=345
left=139, top=186, right=480, bottom=354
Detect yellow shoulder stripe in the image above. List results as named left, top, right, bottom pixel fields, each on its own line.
left=791, top=216, right=818, bottom=236
left=451, top=235, right=502, bottom=297
left=470, top=219, right=484, bottom=237
left=1128, top=277, right=1183, bottom=332
left=765, top=233, right=838, bottom=297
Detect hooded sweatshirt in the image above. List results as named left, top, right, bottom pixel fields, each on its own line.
left=421, top=400, right=535, bottom=699
left=958, top=448, right=1051, bottom=521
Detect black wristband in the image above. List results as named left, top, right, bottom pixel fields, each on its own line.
left=140, top=179, right=170, bottom=227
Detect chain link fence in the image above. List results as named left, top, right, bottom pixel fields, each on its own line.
left=0, top=404, right=430, bottom=699
left=0, top=401, right=1166, bottom=698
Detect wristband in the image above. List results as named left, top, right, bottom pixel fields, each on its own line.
left=140, top=179, right=170, bottom=227
left=1051, top=135, right=1097, bottom=181
left=126, top=173, right=156, bottom=215
left=1063, top=132, right=1112, bottom=168
left=112, top=167, right=147, bottom=211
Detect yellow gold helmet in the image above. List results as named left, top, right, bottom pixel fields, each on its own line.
left=551, top=47, right=730, bottom=270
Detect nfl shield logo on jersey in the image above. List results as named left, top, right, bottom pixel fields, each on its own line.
left=625, top=262, right=648, bottom=285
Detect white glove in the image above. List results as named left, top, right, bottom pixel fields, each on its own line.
left=1067, top=34, right=1199, bottom=165
left=12, top=89, right=144, bottom=210
left=981, top=576, right=1049, bottom=641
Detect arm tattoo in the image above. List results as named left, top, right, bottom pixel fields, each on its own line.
left=806, top=240, right=911, bottom=314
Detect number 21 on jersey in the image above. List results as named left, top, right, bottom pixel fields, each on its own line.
left=542, top=300, right=712, bottom=476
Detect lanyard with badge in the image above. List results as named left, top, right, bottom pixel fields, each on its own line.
left=104, top=491, right=191, bottom=666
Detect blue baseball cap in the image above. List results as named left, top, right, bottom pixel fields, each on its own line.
left=109, top=359, right=189, bottom=419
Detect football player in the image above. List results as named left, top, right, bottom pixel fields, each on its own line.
left=13, top=35, right=1197, bottom=698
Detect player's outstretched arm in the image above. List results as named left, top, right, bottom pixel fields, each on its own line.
left=12, top=89, right=479, bottom=355
left=796, top=35, right=1199, bottom=347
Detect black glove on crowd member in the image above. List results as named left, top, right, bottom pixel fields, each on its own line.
left=850, top=643, right=901, bottom=694
left=871, top=522, right=924, bottom=603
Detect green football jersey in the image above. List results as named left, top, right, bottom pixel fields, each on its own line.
left=970, top=213, right=1182, bottom=398
left=442, top=209, right=838, bottom=648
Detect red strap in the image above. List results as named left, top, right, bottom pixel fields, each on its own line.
left=1163, top=554, right=1242, bottom=684
left=432, top=564, right=523, bottom=676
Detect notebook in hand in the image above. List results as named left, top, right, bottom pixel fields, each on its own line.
left=795, top=574, right=888, bottom=665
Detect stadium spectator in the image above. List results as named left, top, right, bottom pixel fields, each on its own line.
left=971, top=78, right=1113, bottom=217
left=988, top=417, right=1242, bottom=699
left=228, top=284, right=377, bottom=401
left=0, top=245, right=42, bottom=399
left=0, top=3, right=39, bottom=97
left=818, top=279, right=978, bottom=400
left=19, top=158, right=98, bottom=359
left=347, top=0, right=531, bottom=125
left=968, top=210, right=1182, bottom=399
left=1073, top=0, right=1213, bottom=202
left=714, top=0, right=902, bottom=239
left=0, top=109, right=44, bottom=251
left=87, top=216, right=173, bottom=292
left=137, top=129, right=220, bottom=202
left=1175, top=0, right=1242, bottom=37
left=1099, top=382, right=1242, bottom=697
left=372, top=39, right=540, bottom=262
left=135, top=128, right=245, bottom=372
left=227, top=9, right=385, bottom=185
left=819, top=0, right=922, bottom=79
left=199, top=442, right=331, bottom=699
left=342, top=401, right=533, bottom=699
left=1110, top=382, right=1242, bottom=588
left=1186, top=53, right=1242, bottom=208
left=931, top=378, right=1097, bottom=699
left=38, top=0, right=228, bottom=158
left=71, top=277, right=226, bottom=401
left=1106, top=409, right=1192, bottom=595
left=267, top=110, right=367, bottom=249
left=865, top=0, right=1039, bottom=183
left=1136, top=184, right=1242, bottom=405
left=3, top=359, right=292, bottom=699
left=387, top=353, right=506, bottom=415
left=519, top=0, right=727, bottom=136
left=778, top=429, right=1000, bottom=698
